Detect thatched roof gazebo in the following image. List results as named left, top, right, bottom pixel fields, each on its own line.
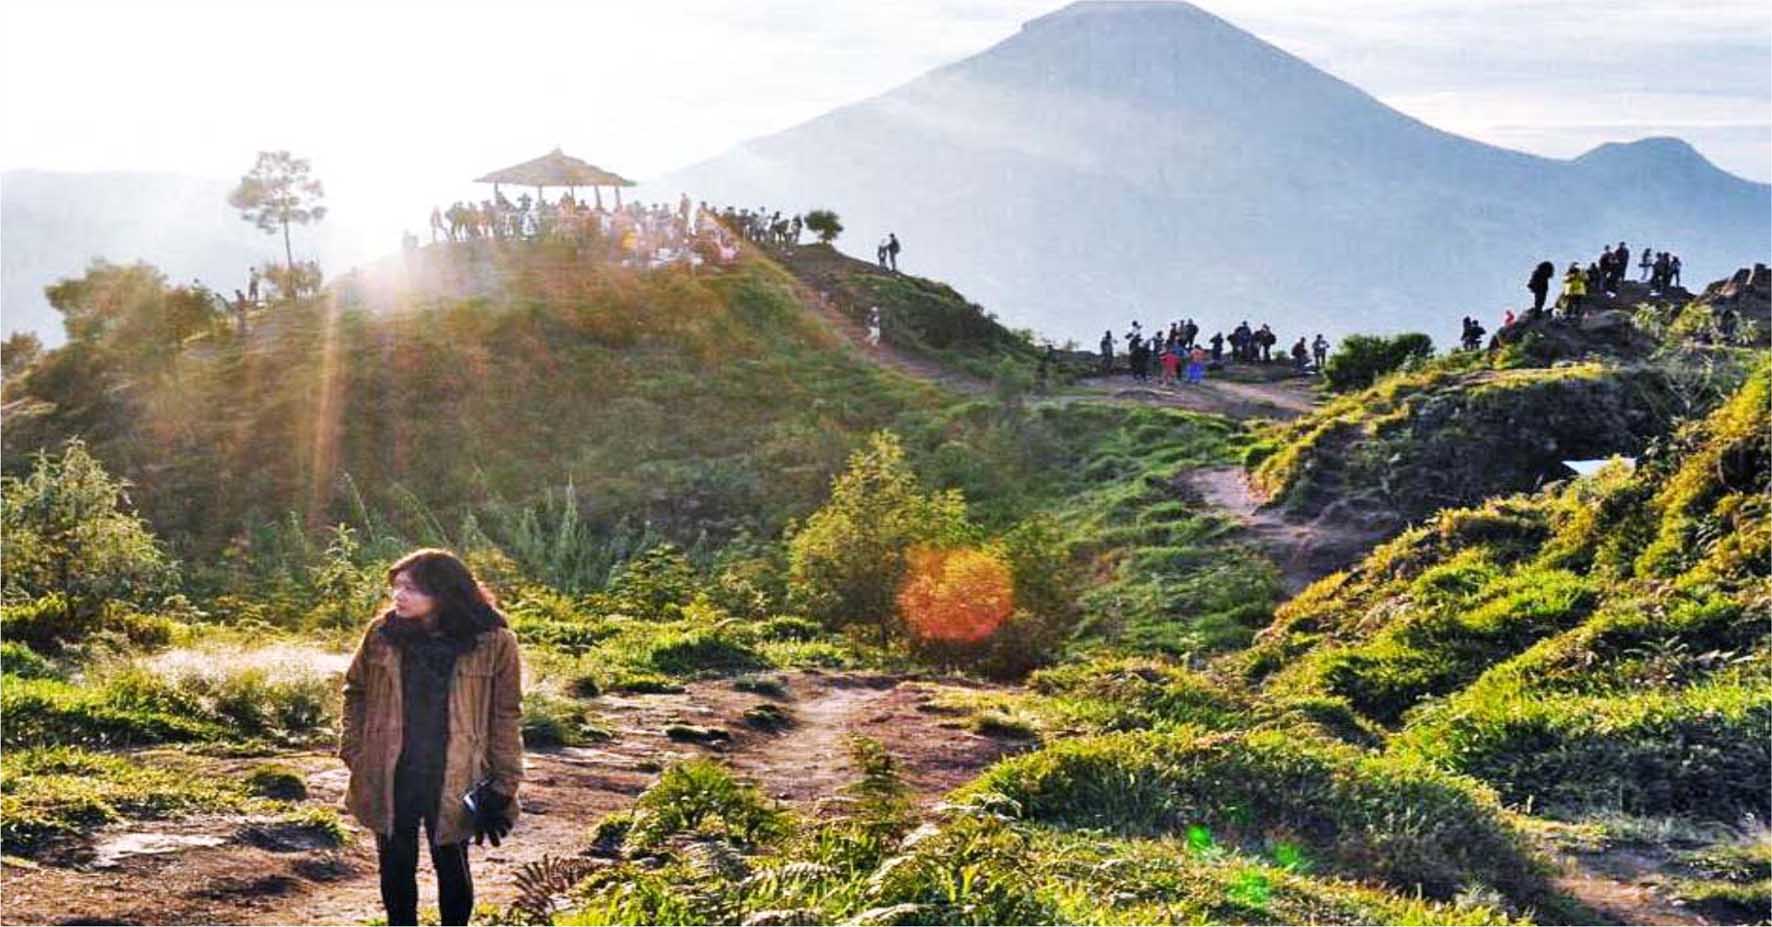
left=475, top=147, right=636, bottom=209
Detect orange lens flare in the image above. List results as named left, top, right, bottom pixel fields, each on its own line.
left=896, top=546, right=1015, bottom=644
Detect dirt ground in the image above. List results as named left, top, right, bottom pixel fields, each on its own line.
left=0, top=671, right=1026, bottom=926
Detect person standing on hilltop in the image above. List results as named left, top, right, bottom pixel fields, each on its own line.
left=886, top=233, right=901, bottom=272
left=340, top=549, right=524, bottom=927
left=1670, top=254, right=1682, bottom=289
left=1611, top=242, right=1629, bottom=291
left=1312, top=333, right=1329, bottom=372
left=1099, top=329, right=1114, bottom=374
left=1561, top=262, right=1586, bottom=317
left=247, top=266, right=261, bottom=304
left=1527, top=260, right=1554, bottom=317
left=1639, top=246, right=1654, bottom=282
left=1187, top=344, right=1207, bottom=384
left=1159, top=338, right=1181, bottom=387
left=1210, top=331, right=1225, bottom=362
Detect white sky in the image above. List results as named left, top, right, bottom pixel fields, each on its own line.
left=3, top=0, right=1768, bottom=257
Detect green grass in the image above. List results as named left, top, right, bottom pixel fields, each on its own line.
left=1395, top=673, right=1770, bottom=820
left=956, top=727, right=1548, bottom=902
left=0, top=746, right=261, bottom=855
left=521, top=692, right=611, bottom=747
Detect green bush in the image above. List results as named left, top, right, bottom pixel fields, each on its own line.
left=0, top=440, right=176, bottom=625
left=245, top=763, right=308, bottom=800
left=1, top=674, right=226, bottom=748
left=623, top=759, right=787, bottom=851
left=641, top=626, right=766, bottom=676
left=958, top=728, right=1545, bottom=901
left=0, top=595, right=94, bottom=653
left=755, top=616, right=824, bottom=642
left=1, top=641, right=61, bottom=679
left=521, top=692, right=608, bottom=747
left=1322, top=333, right=1435, bottom=392
left=607, top=544, right=701, bottom=618
left=1030, top=657, right=1253, bottom=733
left=787, top=432, right=974, bottom=644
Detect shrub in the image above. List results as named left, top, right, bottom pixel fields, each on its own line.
left=1, top=640, right=62, bottom=679
left=1322, top=333, right=1435, bottom=392
left=0, top=440, right=176, bottom=624
left=641, top=626, right=766, bottom=676
left=245, top=764, right=308, bottom=800
left=607, top=544, right=700, bottom=618
left=0, top=594, right=94, bottom=653
left=1, top=674, right=226, bottom=748
left=755, top=616, right=824, bottom=643
left=624, top=759, right=787, bottom=851
left=787, top=432, right=974, bottom=643
left=1030, top=657, right=1253, bottom=733
left=521, top=692, right=607, bottom=747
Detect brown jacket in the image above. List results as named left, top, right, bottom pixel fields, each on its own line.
left=338, top=615, right=525, bottom=845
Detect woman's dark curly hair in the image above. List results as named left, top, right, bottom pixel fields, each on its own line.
left=383, top=548, right=508, bottom=641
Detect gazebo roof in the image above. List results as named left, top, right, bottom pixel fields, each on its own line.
left=474, top=148, right=635, bottom=187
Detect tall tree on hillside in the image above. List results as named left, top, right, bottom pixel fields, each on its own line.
left=228, top=150, right=327, bottom=271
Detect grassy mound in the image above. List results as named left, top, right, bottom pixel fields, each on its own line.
left=1244, top=359, right=1682, bottom=530
left=956, top=728, right=1545, bottom=901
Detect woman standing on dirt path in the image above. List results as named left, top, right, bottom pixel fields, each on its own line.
left=339, top=549, right=525, bottom=926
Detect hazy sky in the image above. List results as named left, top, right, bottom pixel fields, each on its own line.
left=3, top=0, right=1767, bottom=256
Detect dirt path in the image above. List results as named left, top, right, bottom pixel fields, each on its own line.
left=1053, top=372, right=1316, bottom=420
left=0, top=671, right=1024, bottom=926
left=793, top=281, right=991, bottom=397
left=1552, top=847, right=1716, bottom=926
left=1178, top=466, right=1389, bottom=595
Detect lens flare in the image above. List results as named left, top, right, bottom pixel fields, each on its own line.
left=896, top=546, right=1014, bottom=643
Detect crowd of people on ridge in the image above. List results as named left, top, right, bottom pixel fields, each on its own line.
left=1464, top=242, right=1696, bottom=352
left=1099, top=318, right=1332, bottom=387
left=423, top=192, right=743, bottom=268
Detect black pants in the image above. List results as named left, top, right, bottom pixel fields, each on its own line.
left=376, top=808, right=473, bottom=926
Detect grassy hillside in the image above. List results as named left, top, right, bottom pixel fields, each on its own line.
left=2, top=245, right=1035, bottom=569
left=5, top=241, right=1766, bottom=924
left=1243, top=360, right=1768, bottom=819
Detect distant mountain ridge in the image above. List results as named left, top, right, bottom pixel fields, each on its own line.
left=656, top=0, right=1771, bottom=344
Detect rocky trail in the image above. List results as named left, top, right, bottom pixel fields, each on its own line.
left=0, top=671, right=1026, bottom=926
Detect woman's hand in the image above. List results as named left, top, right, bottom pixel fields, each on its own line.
left=471, top=789, right=513, bottom=846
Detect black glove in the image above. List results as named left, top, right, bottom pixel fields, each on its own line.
left=468, top=783, right=513, bottom=847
